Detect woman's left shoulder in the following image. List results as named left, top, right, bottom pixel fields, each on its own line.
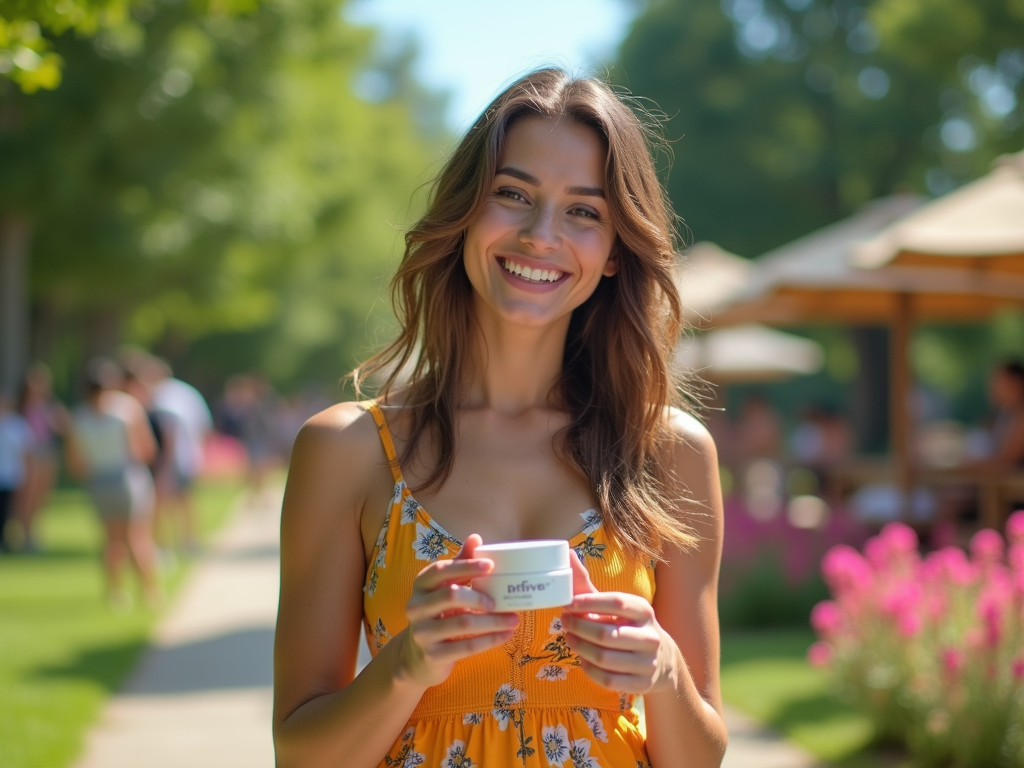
left=661, top=407, right=717, bottom=463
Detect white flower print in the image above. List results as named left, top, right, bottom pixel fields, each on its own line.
left=491, top=683, right=524, bottom=731
left=375, top=508, right=391, bottom=548
left=373, top=618, right=391, bottom=651
left=401, top=496, right=420, bottom=524
left=462, top=712, right=483, bottom=725
left=548, top=617, right=564, bottom=635
left=403, top=752, right=425, bottom=768
left=536, top=664, right=568, bottom=681
left=440, top=740, right=475, bottom=768
left=541, top=724, right=570, bottom=766
left=391, top=480, right=406, bottom=506
left=579, top=509, right=602, bottom=535
left=413, top=522, right=447, bottom=561
left=568, top=738, right=601, bottom=768
left=577, top=708, right=608, bottom=743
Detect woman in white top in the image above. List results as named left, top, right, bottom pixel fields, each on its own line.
left=67, top=358, right=161, bottom=607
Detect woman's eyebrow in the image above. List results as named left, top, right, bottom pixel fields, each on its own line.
left=496, top=166, right=605, bottom=198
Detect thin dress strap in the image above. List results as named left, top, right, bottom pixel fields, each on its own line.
left=363, top=401, right=404, bottom=485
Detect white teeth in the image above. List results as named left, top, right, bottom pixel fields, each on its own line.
left=501, top=258, right=563, bottom=283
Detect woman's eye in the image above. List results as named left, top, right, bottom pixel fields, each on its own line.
left=496, top=188, right=527, bottom=203
left=569, top=206, right=599, bottom=220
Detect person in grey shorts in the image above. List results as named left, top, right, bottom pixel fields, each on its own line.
left=66, top=358, right=161, bottom=608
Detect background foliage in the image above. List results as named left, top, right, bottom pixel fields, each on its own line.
left=0, top=0, right=443, bottom=396
left=617, top=0, right=1024, bottom=257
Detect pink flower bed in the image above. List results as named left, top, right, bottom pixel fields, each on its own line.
left=810, top=513, right=1024, bottom=767
left=721, top=495, right=868, bottom=587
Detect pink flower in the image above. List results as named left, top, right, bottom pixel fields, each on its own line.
left=970, top=528, right=1005, bottom=567
left=941, top=648, right=963, bottom=677
left=1012, top=658, right=1024, bottom=681
left=810, top=601, right=843, bottom=638
left=880, top=522, right=919, bottom=553
left=1009, top=544, right=1024, bottom=576
left=880, top=582, right=923, bottom=617
left=807, top=641, right=832, bottom=668
left=925, top=547, right=975, bottom=586
left=977, top=589, right=1008, bottom=649
left=822, top=545, right=873, bottom=595
left=897, top=612, right=922, bottom=638
left=1007, top=510, right=1024, bottom=546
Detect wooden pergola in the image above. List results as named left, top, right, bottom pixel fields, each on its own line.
left=709, top=190, right=1024, bottom=528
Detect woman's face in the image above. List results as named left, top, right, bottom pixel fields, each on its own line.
left=462, top=115, right=617, bottom=329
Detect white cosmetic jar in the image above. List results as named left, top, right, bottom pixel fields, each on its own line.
left=472, top=540, right=574, bottom=612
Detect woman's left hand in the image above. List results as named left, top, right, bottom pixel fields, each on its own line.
left=561, top=550, right=680, bottom=695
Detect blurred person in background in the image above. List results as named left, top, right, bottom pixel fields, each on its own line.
left=122, top=365, right=180, bottom=564
left=148, top=357, right=213, bottom=554
left=734, top=393, right=782, bottom=465
left=65, top=359, right=161, bottom=608
left=237, top=374, right=281, bottom=510
left=966, top=360, right=1024, bottom=472
left=0, top=392, right=31, bottom=553
left=17, top=363, right=67, bottom=552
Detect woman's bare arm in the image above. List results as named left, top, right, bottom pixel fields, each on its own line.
left=272, top=404, right=517, bottom=768
left=643, top=410, right=728, bottom=767
left=273, top=404, right=427, bottom=768
left=558, top=409, right=727, bottom=767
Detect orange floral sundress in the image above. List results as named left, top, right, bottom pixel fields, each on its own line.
left=362, top=402, right=656, bottom=768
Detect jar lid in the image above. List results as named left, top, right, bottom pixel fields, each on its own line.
left=475, top=540, right=570, bottom=574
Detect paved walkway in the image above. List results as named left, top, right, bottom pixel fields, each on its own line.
left=74, top=490, right=826, bottom=768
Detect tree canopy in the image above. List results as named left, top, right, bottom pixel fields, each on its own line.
left=0, top=0, right=256, bottom=91
left=0, top=0, right=442, bottom=394
left=616, top=0, right=1024, bottom=257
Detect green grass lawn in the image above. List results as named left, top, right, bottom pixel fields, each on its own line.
left=0, top=480, right=242, bottom=768
left=721, top=628, right=906, bottom=768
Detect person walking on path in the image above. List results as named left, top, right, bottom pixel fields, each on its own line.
left=150, top=358, right=213, bottom=555
left=66, top=358, right=162, bottom=608
left=0, top=391, right=31, bottom=553
left=17, top=362, right=67, bottom=552
left=274, top=69, right=727, bottom=768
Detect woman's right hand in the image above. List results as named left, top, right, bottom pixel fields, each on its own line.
left=397, top=533, right=519, bottom=688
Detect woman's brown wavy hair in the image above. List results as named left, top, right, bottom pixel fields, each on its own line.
left=353, top=68, right=698, bottom=561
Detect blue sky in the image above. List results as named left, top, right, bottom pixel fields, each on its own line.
left=345, top=0, right=640, bottom=132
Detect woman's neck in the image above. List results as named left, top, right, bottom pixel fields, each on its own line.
left=461, top=305, right=571, bottom=415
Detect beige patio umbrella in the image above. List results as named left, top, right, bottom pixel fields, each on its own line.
left=711, top=195, right=1024, bottom=517
left=853, top=149, right=1024, bottom=272
left=675, top=241, right=752, bottom=326
left=673, top=324, right=824, bottom=383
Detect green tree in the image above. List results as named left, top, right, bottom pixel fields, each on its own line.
left=0, top=0, right=439, bottom=396
left=616, top=0, right=1024, bottom=257
left=0, top=0, right=256, bottom=91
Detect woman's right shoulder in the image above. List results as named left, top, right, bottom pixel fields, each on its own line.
left=291, top=401, right=381, bottom=472
left=284, top=402, right=384, bottom=526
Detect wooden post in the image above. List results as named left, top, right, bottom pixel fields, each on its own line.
left=890, top=292, right=914, bottom=520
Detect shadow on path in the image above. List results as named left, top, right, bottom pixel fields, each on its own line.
left=33, top=639, right=150, bottom=693
left=123, top=627, right=275, bottom=694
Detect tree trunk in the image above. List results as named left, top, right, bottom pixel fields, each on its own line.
left=0, top=212, right=32, bottom=396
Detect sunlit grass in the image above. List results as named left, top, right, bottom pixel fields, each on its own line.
left=0, top=480, right=242, bottom=768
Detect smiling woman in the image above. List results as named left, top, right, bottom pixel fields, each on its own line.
left=272, top=69, right=728, bottom=768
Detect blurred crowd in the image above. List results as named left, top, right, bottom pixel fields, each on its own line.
left=706, top=360, right=1024, bottom=536
left=0, top=353, right=329, bottom=609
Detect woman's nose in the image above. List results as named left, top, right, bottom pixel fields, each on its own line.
left=518, top=204, right=560, bottom=251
